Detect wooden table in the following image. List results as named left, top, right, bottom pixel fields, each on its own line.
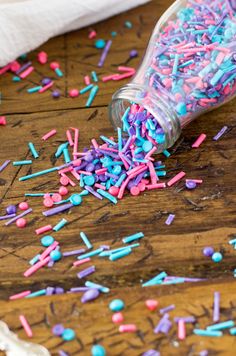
left=0, top=1, right=236, bottom=355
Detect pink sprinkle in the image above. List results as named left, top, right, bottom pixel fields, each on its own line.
left=19, top=315, right=33, bottom=338
left=167, top=171, right=186, bottom=187
left=91, top=138, right=99, bottom=149
left=95, top=168, right=107, bottom=175
left=35, top=224, right=52, bottom=235
left=19, top=66, right=34, bottom=79
left=147, top=161, right=157, bottom=185
left=42, top=129, right=57, bottom=141
left=94, top=183, right=106, bottom=190
left=119, top=324, right=137, bottom=333
left=118, top=177, right=131, bottom=200
left=66, top=130, right=74, bottom=146
left=84, top=75, right=91, bottom=85
left=24, top=256, right=50, bottom=277
left=192, top=133, right=206, bottom=148
left=178, top=319, right=186, bottom=340
left=112, top=72, right=135, bottom=80
left=72, top=128, right=79, bottom=157
left=118, top=66, right=136, bottom=73
left=0, top=64, right=11, bottom=75
left=59, top=167, right=73, bottom=175
left=145, top=146, right=157, bottom=160
left=40, top=241, right=59, bottom=261
left=39, top=81, right=54, bottom=93
left=78, top=170, right=92, bottom=176
left=186, top=179, right=202, bottom=184
left=71, top=170, right=80, bottom=180
left=73, top=258, right=91, bottom=267
left=101, top=74, right=117, bottom=82
left=9, top=290, right=31, bottom=300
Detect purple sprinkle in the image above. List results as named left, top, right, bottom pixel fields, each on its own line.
left=185, top=180, right=197, bottom=190
left=55, top=287, right=64, bottom=295
left=47, top=259, right=54, bottom=268
left=100, top=245, right=110, bottom=250
left=43, top=203, right=73, bottom=217
left=42, top=78, right=51, bottom=85
left=203, top=246, right=214, bottom=257
left=46, top=287, right=54, bottom=295
left=165, top=214, right=175, bottom=226
left=58, top=351, right=69, bottom=356
left=70, top=287, right=90, bottom=293
left=85, top=185, right=103, bottom=200
left=81, top=288, right=100, bottom=303
left=213, top=291, right=220, bottom=322
left=0, top=213, right=16, bottom=220
left=199, top=351, right=208, bottom=356
left=0, top=160, right=11, bottom=173
left=154, top=313, right=169, bottom=334
left=98, top=40, right=112, bottom=67
left=63, top=249, right=85, bottom=257
left=6, top=204, right=17, bottom=215
left=160, top=304, right=175, bottom=314
left=174, top=316, right=196, bottom=323
left=77, top=266, right=95, bottom=279
left=213, top=126, right=228, bottom=141
left=142, top=351, right=160, bottom=356
left=159, top=320, right=172, bottom=334
left=52, top=324, right=64, bottom=336
left=16, top=61, right=32, bottom=75
left=5, top=208, right=32, bottom=226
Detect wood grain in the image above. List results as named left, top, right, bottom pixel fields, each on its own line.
left=0, top=0, right=236, bottom=355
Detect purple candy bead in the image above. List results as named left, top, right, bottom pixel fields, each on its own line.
left=185, top=180, right=197, bottom=190
left=81, top=288, right=100, bottom=303
left=55, top=287, right=64, bottom=294
left=6, top=205, right=17, bottom=215
left=203, top=246, right=214, bottom=257
left=41, top=78, right=51, bottom=85
left=86, top=163, right=95, bottom=172
left=52, top=324, right=64, bottom=336
left=52, top=90, right=60, bottom=98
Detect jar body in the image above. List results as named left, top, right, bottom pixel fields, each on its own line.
left=110, top=0, right=236, bottom=152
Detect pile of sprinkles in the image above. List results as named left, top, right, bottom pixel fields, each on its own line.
left=1, top=0, right=236, bottom=354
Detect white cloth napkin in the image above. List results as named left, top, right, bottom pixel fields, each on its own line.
left=0, top=0, right=150, bottom=67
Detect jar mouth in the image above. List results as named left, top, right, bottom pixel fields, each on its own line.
left=109, top=83, right=181, bottom=153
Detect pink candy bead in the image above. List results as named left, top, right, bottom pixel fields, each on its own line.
left=43, top=198, right=54, bottom=208
left=108, top=186, right=119, bottom=196
left=37, top=51, right=48, bottom=64
left=19, top=202, right=29, bottom=211
left=145, top=299, right=159, bottom=311
left=69, top=89, right=79, bottom=98
left=112, top=312, right=124, bottom=324
left=89, top=30, right=97, bottom=39
left=130, top=186, right=140, bottom=196
left=60, top=176, right=69, bottom=186
left=50, top=61, right=59, bottom=70
left=52, top=193, right=62, bottom=203
left=16, top=218, right=27, bottom=228
left=138, top=182, right=146, bottom=192
left=59, top=186, right=68, bottom=196
left=0, top=116, right=6, bottom=126
left=10, top=61, right=21, bottom=72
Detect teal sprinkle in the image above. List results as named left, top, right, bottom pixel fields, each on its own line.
left=193, top=329, right=222, bottom=337
left=19, top=166, right=58, bottom=181
left=86, top=85, right=99, bottom=107
left=80, top=232, right=93, bottom=249
left=13, top=160, right=32, bottom=166
left=125, top=21, right=132, bottom=29
left=207, top=320, right=234, bottom=331
left=29, top=254, right=41, bottom=265
left=85, top=281, right=110, bottom=293
left=80, top=84, right=94, bottom=94
left=13, top=76, right=21, bottom=82
left=109, top=247, right=132, bottom=261
left=117, top=127, right=122, bottom=151
left=26, top=289, right=46, bottom=298
left=163, top=150, right=171, bottom=158
left=123, top=232, right=144, bottom=244
left=28, top=142, right=39, bottom=159
left=156, top=171, right=166, bottom=177
left=63, top=148, right=71, bottom=163
left=100, top=135, right=116, bottom=146
left=91, top=71, right=98, bottom=82
left=230, top=327, right=236, bottom=335
left=97, top=189, right=117, bottom=204
left=55, top=142, right=69, bottom=158
left=80, top=174, right=84, bottom=187
left=78, top=248, right=103, bottom=260
left=142, top=271, right=167, bottom=287
left=27, top=86, right=42, bottom=93
left=53, top=218, right=67, bottom=232
left=99, top=243, right=140, bottom=257
left=55, top=67, right=63, bottom=77
left=115, top=173, right=126, bottom=187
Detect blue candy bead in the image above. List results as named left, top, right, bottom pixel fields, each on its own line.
left=50, top=250, right=62, bottom=261
left=109, top=299, right=125, bottom=312
left=70, top=193, right=82, bottom=206
left=95, top=39, right=106, bottom=49
left=142, top=140, right=153, bottom=153
left=62, top=328, right=75, bottom=341
left=83, top=175, right=95, bottom=186
left=91, top=345, right=106, bottom=356
left=41, top=235, right=54, bottom=247
left=212, top=252, right=223, bottom=263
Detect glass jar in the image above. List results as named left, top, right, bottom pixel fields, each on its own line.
left=110, top=0, right=236, bottom=152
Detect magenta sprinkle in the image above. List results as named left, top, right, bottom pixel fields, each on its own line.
left=77, top=265, right=95, bottom=279
left=0, top=160, right=11, bottom=173
left=213, top=126, right=228, bottom=141
left=5, top=208, right=32, bottom=226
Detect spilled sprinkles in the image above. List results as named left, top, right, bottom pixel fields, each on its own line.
left=1, top=0, right=236, bottom=354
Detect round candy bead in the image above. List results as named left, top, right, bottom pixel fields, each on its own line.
left=62, top=328, right=75, bottom=341
left=109, top=299, right=125, bottom=312
left=91, top=345, right=106, bottom=356
left=18, top=202, right=29, bottom=210
left=112, top=165, right=122, bottom=175
left=112, top=312, right=124, bottom=324
left=145, top=299, right=159, bottom=311
left=108, top=186, right=119, bottom=196
left=41, top=78, right=51, bottom=85
left=142, top=140, right=153, bottom=152
left=41, top=235, right=54, bottom=247
left=52, top=324, right=64, bottom=336
left=130, top=186, right=140, bottom=196
left=59, top=186, right=68, bottom=196
left=130, top=49, right=138, bottom=58
left=212, top=252, right=223, bottom=263
left=52, top=90, right=60, bottom=99
left=52, top=193, right=62, bottom=203
left=50, top=250, right=62, bottom=262
left=86, top=163, right=95, bottom=172
left=95, top=39, right=106, bottom=49
left=203, top=246, right=214, bottom=257
left=69, top=89, right=79, bottom=98
left=16, top=218, right=27, bottom=228
left=6, top=205, right=17, bottom=215
left=60, top=176, right=69, bottom=186
left=138, top=182, right=146, bottom=192
left=83, top=175, right=95, bottom=186
left=69, top=193, right=82, bottom=206
left=185, top=180, right=197, bottom=190
left=50, top=61, right=60, bottom=70
left=43, top=198, right=54, bottom=208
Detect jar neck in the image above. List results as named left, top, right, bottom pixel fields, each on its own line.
left=109, top=83, right=181, bottom=153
